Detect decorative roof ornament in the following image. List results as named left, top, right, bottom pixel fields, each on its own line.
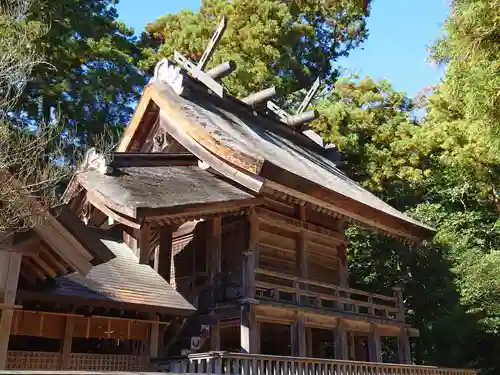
left=265, top=78, right=321, bottom=128
left=171, top=17, right=233, bottom=98
left=151, top=59, right=185, bottom=95
left=154, top=15, right=320, bottom=129
left=80, top=148, right=113, bottom=175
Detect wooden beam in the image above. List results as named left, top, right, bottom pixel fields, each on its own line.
left=60, top=317, right=74, bottom=370
left=1, top=236, right=39, bottom=255
left=21, top=256, right=47, bottom=281
left=0, top=171, right=94, bottom=275
left=31, top=254, right=57, bottom=278
left=257, top=206, right=346, bottom=244
left=263, top=180, right=426, bottom=244
left=40, top=245, right=68, bottom=275
left=139, top=197, right=262, bottom=221
left=85, top=191, right=141, bottom=229
left=35, top=219, right=92, bottom=276
left=0, top=252, right=22, bottom=370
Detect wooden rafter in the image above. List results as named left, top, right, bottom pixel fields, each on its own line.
left=85, top=190, right=141, bottom=229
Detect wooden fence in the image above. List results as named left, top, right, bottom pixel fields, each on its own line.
left=5, top=351, right=149, bottom=371
left=157, top=351, right=477, bottom=375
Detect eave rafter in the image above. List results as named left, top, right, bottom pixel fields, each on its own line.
left=146, top=206, right=248, bottom=227
left=261, top=184, right=423, bottom=246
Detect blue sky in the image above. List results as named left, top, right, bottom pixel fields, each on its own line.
left=116, top=0, right=448, bottom=97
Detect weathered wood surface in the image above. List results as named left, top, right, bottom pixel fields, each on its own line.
left=117, top=79, right=433, bottom=242
left=18, top=236, right=196, bottom=316
left=159, top=351, right=478, bottom=375
left=254, top=268, right=401, bottom=322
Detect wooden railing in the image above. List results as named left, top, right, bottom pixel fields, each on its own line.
left=255, top=268, right=403, bottom=322
left=157, top=351, right=477, bottom=375
left=6, top=351, right=149, bottom=371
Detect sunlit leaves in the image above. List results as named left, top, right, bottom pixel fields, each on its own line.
left=139, top=0, right=371, bottom=97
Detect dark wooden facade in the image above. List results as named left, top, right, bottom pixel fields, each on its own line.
left=57, top=68, right=433, bottom=366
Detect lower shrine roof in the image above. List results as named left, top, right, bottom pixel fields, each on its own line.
left=26, top=233, right=196, bottom=316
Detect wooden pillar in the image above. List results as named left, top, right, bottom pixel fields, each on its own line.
left=297, top=204, right=307, bottom=280
left=291, top=315, right=306, bottom=357
left=240, top=304, right=258, bottom=353
left=306, top=326, right=313, bottom=357
left=149, top=314, right=160, bottom=358
left=157, top=228, right=173, bottom=281
left=0, top=252, right=22, bottom=370
left=243, top=208, right=258, bottom=298
left=392, top=287, right=410, bottom=363
left=60, top=317, right=74, bottom=369
left=139, top=223, right=152, bottom=265
left=123, top=227, right=138, bottom=253
left=334, top=320, right=348, bottom=360
left=368, top=324, right=382, bottom=363
left=208, top=217, right=222, bottom=279
left=210, top=319, right=220, bottom=351
left=207, top=217, right=222, bottom=304
left=393, top=287, right=406, bottom=322
left=398, top=328, right=411, bottom=364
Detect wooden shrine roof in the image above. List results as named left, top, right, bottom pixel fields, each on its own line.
left=23, top=233, right=196, bottom=315
left=116, top=78, right=433, bottom=242
left=12, top=205, right=115, bottom=283
left=76, top=164, right=254, bottom=219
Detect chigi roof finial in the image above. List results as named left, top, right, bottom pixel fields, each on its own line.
left=150, top=16, right=322, bottom=129
left=151, top=17, right=236, bottom=99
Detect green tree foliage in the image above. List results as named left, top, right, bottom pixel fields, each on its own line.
left=0, top=1, right=75, bottom=233
left=429, top=0, right=500, bottom=141
left=140, top=0, right=371, bottom=97
left=309, top=1, right=500, bottom=369
left=311, top=78, right=478, bottom=366
left=310, top=75, right=500, bottom=373
left=13, top=0, right=145, bottom=150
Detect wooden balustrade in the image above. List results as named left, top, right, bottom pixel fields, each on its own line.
left=158, top=351, right=477, bottom=375
left=6, top=351, right=149, bottom=371
left=255, top=268, right=403, bottom=322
